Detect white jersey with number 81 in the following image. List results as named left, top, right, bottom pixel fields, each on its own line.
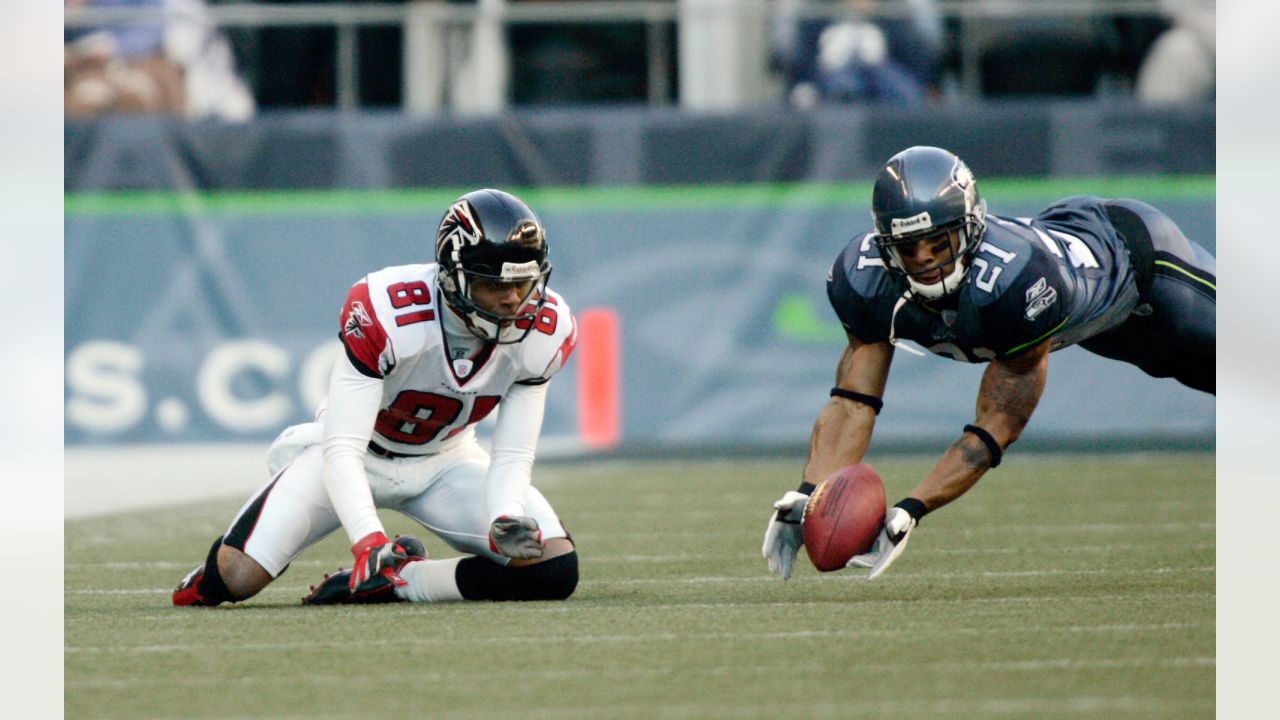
left=338, top=263, right=577, bottom=457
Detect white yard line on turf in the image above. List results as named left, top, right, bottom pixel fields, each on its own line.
left=66, top=621, right=1211, bottom=655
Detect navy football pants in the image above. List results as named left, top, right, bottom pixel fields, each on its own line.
left=1079, top=199, right=1216, bottom=394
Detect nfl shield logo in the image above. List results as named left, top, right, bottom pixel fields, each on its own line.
left=452, top=358, right=474, bottom=377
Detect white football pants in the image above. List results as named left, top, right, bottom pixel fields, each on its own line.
left=223, top=422, right=567, bottom=577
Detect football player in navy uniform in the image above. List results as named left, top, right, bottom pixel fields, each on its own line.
left=173, top=189, right=581, bottom=606
left=762, top=145, right=1215, bottom=580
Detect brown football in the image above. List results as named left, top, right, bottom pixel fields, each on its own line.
left=802, top=464, right=887, bottom=572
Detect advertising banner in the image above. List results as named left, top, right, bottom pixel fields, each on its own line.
left=65, top=182, right=1215, bottom=450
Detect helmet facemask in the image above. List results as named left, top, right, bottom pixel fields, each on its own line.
left=441, top=261, right=553, bottom=344
left=876, top=211, right=985, bottom=300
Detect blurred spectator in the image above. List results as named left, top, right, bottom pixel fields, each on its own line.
left=770, top=0, right=942, bottom=107
left=65, top=0, right=184, bottom=115
left=1135, top=1, right=1214, bottom=103
left=65, top=0, right=255, bottom=119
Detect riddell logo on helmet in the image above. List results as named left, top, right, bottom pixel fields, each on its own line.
left=500, top=261, right=540, bottom=280
left=891, top=211, right=932, bottom=236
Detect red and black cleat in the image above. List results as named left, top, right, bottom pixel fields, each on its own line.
left=172, top=564, right=218, bottom=607
left=301, top=535, right=427, bottom=606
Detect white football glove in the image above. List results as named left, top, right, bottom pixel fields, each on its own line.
left=762, top=490, right=810, bottom=580
left=847, top=505, right=917, bottom=579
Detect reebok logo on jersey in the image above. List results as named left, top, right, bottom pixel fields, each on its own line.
left=891, top=211, right=932, bottom=236
left=1024, top=277, right=1057, bottom=320
left=343, top=301, right=373, bottom=339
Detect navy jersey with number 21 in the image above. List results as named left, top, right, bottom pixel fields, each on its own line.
left=826, top=196, right=1140, bottom=362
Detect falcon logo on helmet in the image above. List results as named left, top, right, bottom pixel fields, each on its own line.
left=434, top=189, right=553, bottom=344
left=437, top=200, right=483, bottom=263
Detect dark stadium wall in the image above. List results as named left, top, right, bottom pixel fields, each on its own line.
left=63, top=103, right=1214, bottom=191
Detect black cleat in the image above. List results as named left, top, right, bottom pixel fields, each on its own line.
left=301, top=535, right=427, bottom=606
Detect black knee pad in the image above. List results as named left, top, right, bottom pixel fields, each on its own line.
left=455, top=551, right=579, bottom=602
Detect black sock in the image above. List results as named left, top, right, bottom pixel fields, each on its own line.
left=196, top=536, right=235, bottom=604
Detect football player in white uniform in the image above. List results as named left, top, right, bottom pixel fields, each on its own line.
left=173, top=189, right=581, bottom=606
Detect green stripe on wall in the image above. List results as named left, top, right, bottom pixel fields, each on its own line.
left=64, top=176, right=1215, bottom=217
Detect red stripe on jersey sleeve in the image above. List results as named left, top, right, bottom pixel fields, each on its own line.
left=340, top=281, right=391, bottom=377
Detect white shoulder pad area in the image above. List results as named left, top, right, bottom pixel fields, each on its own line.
left=361, top=263, right=443, bottom=362
left=516, top=289, right=577, bottom=382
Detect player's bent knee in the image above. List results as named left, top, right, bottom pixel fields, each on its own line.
left=456, top=550, right=579, bottom=602
left=509, top=537, right=575, bottom=568
left=216, top=544, right=274, bottom=601
left=523, top=550, right=578, bottom=601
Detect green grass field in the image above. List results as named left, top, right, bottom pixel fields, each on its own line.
left=65, top=453, right=1214, bottom=719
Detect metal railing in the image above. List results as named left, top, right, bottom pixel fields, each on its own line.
left=64, top=0, right=1210, bottom=111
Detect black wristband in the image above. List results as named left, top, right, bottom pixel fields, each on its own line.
left=830, top=387, right=883, bottom=415
left=962, top=424, right=1003, bottom=468
left=775, top=481, right=816, bottom=524
left=893, top=497, right=929, bottom=521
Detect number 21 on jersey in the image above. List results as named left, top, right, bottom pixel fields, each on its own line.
left=971, top=242, right=1017, bottom=292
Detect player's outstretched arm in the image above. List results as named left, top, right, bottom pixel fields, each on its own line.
left=909, top=337, right=1050, bottom=511
left=802, top=336, right=893, bottom=485
left=849, top=338, right=1051, bottom=579
left=763, top=336, right=893, bottom=579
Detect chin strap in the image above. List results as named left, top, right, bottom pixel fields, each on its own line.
left=888, top=290, right=927, bottom=356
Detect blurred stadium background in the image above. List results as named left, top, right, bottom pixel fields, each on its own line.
left=64, top=0, right=1214, bottom=516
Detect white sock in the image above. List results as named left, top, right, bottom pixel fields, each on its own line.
left=395, top=557, right=465, bottom=603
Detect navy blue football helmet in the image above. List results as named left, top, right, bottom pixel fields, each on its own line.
left=435, top=189, right=552, bottom=343
left=871, top=146, right=987, bottom=300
